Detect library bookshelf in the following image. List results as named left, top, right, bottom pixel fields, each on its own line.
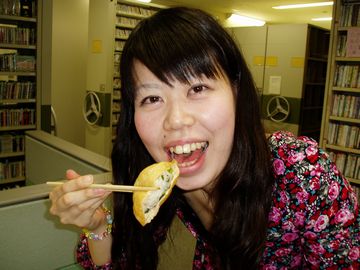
left=111, top=0, right=165, bottom=141
left=320, top=0, right=360, bottom=199
left=0, top=0, right=40, bottom=189
left=298, top=25, right=330, bottom=142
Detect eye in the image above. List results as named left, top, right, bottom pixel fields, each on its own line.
left=189, top=84, right=207, bottom=95
left=140, top=95, right=162, bottom=105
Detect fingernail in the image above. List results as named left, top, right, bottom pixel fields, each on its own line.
left=82, top=175, right=93, bottom=184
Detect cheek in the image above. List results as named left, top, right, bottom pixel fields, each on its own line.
left=134, top=112, right=153, bottom=145
left=203, top=98, right=235, bottom=135
left=134, top=113, right=151, bottom=142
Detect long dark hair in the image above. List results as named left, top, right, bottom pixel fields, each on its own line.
left=111, top=7, right=274, bottom=269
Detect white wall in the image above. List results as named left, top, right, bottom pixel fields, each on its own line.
left=42, top=0, right=89, bottom=147
left=85, top=0, right=115, bottom=157
left=264, top=24, right=307, bottom=98
left=231, top=26, right=268, bottom=92
left=232, top=24, right=308, bottom=135
left=232, top=24, right=307, bottom=97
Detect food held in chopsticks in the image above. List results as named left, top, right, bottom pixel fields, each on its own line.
left=133, top=160, right=179, bottom=226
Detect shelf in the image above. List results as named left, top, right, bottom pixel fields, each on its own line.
left=0, top=15, right=36, bottom=23
left=115, top=23, right=136, bottom=29
left=115, top=36, right=128, bottom=40
left=0, top=99, right=36, bottom=105
left=0, top=176, right=25, bottom=185
left=338, top=26, right=360, bottom=31
left=308, top=56, right=328, bottom=62
left=0, top=43, right=36, bottom=50
left=117, top=0, right=166, bottom=9
left=298, top=25, right=329, bottom=141
left=116, top=11, right=148, bottom=19
left=0, top=71, right=36, bottom=76
left=0, top=0, right=39, bottom=189
left=332, top=87, right=360, bottom=93
left=320, top=0, right=360, bottom=194
left=348, top=178, right=360, bottom=185
left=325, top=144, right=360, bottom=155
left=0, top=125, right=36, bottom=131
left=335, top=57, right=360, bottom=62
left=305, top=82, right=326, bottom=86
left=0, top=151, right=24, bottom=158
left=329, top=116, right=360, bottom=124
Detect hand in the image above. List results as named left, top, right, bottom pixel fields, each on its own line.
left=49, top=170, right=112, bottom=231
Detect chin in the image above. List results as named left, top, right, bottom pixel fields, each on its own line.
left=175, top=178, right=211, bottom=192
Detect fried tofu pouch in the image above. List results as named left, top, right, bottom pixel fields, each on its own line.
left=133, top=160, right=179, bottom=226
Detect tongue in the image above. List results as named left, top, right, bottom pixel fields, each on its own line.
left=173, top=149, right=203, bottom=164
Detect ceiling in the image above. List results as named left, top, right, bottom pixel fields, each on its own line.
left=151, top=0, right=334, bottom=29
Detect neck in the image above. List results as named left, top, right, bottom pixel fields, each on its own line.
left=183, top=189, right=214, bottom=230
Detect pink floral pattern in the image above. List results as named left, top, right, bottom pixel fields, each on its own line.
left=76, top=131, right=360, bottom=269
left=260, top=131, right=359, bottom=269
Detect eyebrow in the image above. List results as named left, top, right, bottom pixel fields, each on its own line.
left=135, top=83, right=162, bottom=91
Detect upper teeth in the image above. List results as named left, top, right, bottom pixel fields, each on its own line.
left=170, top=142, right=207, bottom=155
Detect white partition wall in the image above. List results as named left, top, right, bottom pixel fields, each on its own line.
left=25, top=130, right=111, bottom=185
left=0, top=130, right=111, bottom=269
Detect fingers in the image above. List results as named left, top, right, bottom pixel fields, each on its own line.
left=57, top=194, right=109, bottom=228
left=48, top=171, right=112, bottom=229
left=49, top=177, right=109, bottom=212
left=61, top=174, right=93, bottom=193
left=49, top=175, right=93, bottom=203
left=66, top=169, right=80, bottom=180
left=69, top=198, right=109, bottom=229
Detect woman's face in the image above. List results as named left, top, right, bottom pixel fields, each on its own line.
left=133, top=60, right=236, bottom=191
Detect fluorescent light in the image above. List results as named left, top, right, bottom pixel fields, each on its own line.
left=273, top=1, right=333, bottom=9
left=136, top=0, right=151, bottom=3
left=312, top=17, right=332, bottom=21
left=227, top=14, right=265, bottom=27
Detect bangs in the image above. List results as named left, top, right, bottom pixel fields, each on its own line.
left=122, top=9, right=226, bottom=86
left=146, top=50, right=223, bottom=86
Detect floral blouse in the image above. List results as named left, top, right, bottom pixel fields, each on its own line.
left=76, top=131, right=360, bottom=269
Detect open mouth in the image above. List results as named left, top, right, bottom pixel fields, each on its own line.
left=168, top=141, right=209, bottom=167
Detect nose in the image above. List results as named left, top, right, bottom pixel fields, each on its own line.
left=163, top=101, right=195, bottom=131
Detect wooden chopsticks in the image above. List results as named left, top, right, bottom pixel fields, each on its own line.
left=46, top=181, right=159, bottom=193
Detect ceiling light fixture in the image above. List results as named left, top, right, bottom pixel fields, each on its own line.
left=312, top=17, right=332, bottom=21
left=227, top=14, right=266, bottom=27
left=136, top=0, right=152, bottom=3
left=273, top=1, right=333, bottom=9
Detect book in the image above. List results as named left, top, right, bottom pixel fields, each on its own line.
left=346, top=27, right=360, bottom=56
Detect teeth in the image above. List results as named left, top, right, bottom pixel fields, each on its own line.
left=170, top=141, right=207, bottom=155
left=183, top=144, right=191, bottom=154
left=177, top=159, right=197, bottom=167
left=175, top=145, right=183, bottom=154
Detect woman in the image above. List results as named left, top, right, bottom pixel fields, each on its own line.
left=49, top=7, right=359, bottom=269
